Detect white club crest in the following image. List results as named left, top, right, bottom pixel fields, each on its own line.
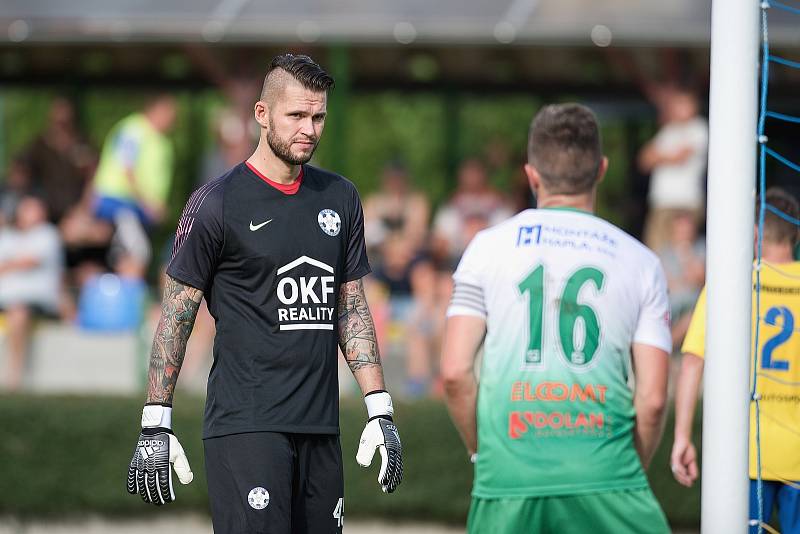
left=248, top=487, right=270, bottom=510
left=318, top=209, right=341, bottom=237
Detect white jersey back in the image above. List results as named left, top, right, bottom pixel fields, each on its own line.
left=448, top=207, right=671, bottom=497
left=449, top=207, right=671, bottom=366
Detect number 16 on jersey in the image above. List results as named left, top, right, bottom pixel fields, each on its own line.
left=517, top=264, right=605, bottom=369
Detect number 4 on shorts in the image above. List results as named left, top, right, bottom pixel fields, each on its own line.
left=333, top=497, right=344, bottom=528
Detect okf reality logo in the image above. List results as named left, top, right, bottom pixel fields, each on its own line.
left=276, top=256, right=335, bottom=331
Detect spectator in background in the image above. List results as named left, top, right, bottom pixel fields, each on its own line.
left=404, top=259, right=449, bottom=397
left=432, top=158, right=512, bottom=269
left=92, top=94, right=177, bottom=277
left=20, top=97, right=96, bottom=225
left=0, top=158, right=31, bottom=227
left=639, top=85, right=708, bottom=251
left=372, top=235, right=421, bottom=310
left=0, top=196, right=63, bottom=390
left=185, top=44, right=261, bottom=178
left=199, top=105, right=255, bottom=185
left=363, top=162, right=430, bottom=258
left=371, top=236, right=441, bottom=397
left=17, top=97, right=109, bottom=288
left=59, top=200, right=114, bottom=288
left=657, top=210, right=705, bottom=349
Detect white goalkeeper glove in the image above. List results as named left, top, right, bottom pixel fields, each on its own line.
left=127, top=404, right=193, bottom=505
left=356, top=391, right=403, bottom=493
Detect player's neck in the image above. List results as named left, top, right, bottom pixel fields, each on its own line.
left=536, top=192, right=595, bottom=214
left=247, top=144, right=301, bottom=185
left=761, top=241, right=795, bottom=264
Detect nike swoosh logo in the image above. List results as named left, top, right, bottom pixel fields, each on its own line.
left=250, top=219, right=273, bottom=231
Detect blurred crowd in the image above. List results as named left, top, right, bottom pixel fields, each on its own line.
left=0, top=95, right=177, bottom=389
left=0, top=83, right=710, bottom=397
left=364, top=157, right=516, bottom=397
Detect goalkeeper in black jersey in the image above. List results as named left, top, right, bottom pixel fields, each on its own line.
left=126, top=53, right=402, bottom=534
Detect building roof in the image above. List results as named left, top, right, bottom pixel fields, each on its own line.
left=2, top=0, right=798, bottom=47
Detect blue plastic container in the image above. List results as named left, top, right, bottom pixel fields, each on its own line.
left=77, top=273, right=146, bottom=332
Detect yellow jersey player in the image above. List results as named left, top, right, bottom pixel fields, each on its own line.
left=672, top=187, right=800, bottom=533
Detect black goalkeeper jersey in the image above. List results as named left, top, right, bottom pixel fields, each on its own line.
left=167, top=162, right=370, bottom=438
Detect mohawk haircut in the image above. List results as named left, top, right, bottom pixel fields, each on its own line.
left=260, top=54, right=334, bottom=102
left=527, top=103, right=603, bottom=195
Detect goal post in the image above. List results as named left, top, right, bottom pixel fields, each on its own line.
left=702, top=0, right=759, bottom=532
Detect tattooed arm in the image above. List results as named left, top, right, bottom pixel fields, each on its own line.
left=341, top=278, right=402, bottom=493
left=128, top=275, right=199, bottom=504
left=338, top=278, right=386, bottom=394
left=146, top=275, right=204, bottom=404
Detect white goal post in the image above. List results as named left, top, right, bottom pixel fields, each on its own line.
left=703, top=0, right=759, bottom=532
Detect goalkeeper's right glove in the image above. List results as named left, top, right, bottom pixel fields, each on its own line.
left=127, top=404, right=193, bottom=505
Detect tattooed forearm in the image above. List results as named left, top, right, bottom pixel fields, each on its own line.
left=338, top=279, right=383, bottom=374
left=146, top=275, right=204, bottom=404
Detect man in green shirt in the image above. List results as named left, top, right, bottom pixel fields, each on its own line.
left=93, top=94, right=176, bottom=274
left=93, top=94, right=176, bottom=228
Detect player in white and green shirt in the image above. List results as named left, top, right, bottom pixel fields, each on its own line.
left=442, top=104, right=672, bottom=533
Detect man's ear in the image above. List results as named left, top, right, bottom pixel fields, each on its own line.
left=596, top=156, right=609, bottom=185
left=254, top=101, right=269, bottom=129
left=524, top=163, right=542, bottom=193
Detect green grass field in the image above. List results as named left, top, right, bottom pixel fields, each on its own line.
left=0, top=395, right=700, bottom=528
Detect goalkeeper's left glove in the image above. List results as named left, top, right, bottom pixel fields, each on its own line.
left=356, top=390, right=403, bottom=493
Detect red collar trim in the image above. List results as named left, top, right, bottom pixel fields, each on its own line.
left=245, top=162, right=303, bottom=195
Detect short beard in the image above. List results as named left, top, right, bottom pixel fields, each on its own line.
left=266, top=116, right=318, bottom=165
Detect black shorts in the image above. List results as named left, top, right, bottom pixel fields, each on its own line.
left=204, top=432, right=344, bottom=534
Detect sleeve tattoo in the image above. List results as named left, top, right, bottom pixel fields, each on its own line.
left=146, top=275, right=204, bottom=404
left=338, top=279, right=382, bottom=373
